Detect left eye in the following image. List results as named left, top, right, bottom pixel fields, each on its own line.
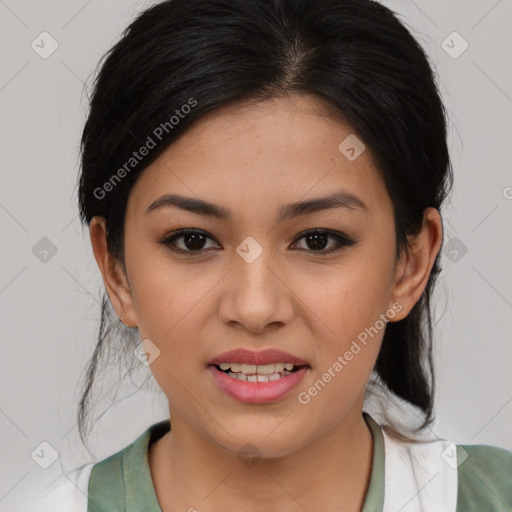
left=159, top=229, right=356, bottom=255
left=292, top=229, right=356, bottom=253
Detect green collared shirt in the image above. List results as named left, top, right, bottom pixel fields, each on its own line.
left=87, top=413, right=512, bottom=512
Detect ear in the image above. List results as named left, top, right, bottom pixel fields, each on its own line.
left=89, top=216, right=137, bottom=327
left=388, top=207, right=443, bottom=321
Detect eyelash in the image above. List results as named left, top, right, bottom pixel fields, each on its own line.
left=158, top=228, right=357, bottom=256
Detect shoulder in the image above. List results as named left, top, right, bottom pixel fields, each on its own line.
left=381, top=429, right=460, bottom=511
left=88, top=419, right=170, bottom=512
left=86, top=439, right=131, bottom=512
left=30, top=461, right=95, bottom=512
left=381, top=425, right=512, bottom=512
left=456, top=443, right=512, bottom=512
left=31, top=439, right=139, bottom=512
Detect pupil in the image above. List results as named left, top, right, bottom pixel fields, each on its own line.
left=185, top=233, right=206, bottom=250
left=307, top=233, right=328, bottom=251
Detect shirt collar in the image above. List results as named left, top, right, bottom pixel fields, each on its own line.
left=362, top=411, right=385, bottom=512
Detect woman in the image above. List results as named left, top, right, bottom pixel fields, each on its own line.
left=38, top=0, right=512, bottom=510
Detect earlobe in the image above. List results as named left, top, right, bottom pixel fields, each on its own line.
left=388, top=208, right=443, bottom=322
left=89, top=216, right=137, bottom=327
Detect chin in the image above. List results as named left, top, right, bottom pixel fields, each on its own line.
left=212, top=428, right=306, bottom=461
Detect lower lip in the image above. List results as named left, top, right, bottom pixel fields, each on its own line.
left=208, top=365, right=309, bottom=404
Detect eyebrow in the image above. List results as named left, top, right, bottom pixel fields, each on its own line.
left=145, top=189, right=367, bottom=220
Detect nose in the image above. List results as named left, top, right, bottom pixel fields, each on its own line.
left=218, top=248, right=294, bottom=334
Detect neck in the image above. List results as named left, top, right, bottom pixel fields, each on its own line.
left=149, top=406, right=374, bottom=512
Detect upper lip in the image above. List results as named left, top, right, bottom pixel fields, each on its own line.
left=209, top=348, right=309, bottom=366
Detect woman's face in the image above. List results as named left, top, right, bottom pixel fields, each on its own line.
left=103, top=93, right=417, bottom=457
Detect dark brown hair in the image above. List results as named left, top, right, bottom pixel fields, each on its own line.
left=76, top=0, right=452, bottom=447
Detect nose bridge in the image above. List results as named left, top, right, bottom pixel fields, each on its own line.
left=235, top=237, right=276, bottom=302
left=219, top=237, right=293, bottom=331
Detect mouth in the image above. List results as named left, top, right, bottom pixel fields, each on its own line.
left=212, top=362, right=307, bottom=383
left=207, top=348, right=310, bottom=404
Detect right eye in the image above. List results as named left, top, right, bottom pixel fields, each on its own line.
left=159, top=229, right=221, bottom=254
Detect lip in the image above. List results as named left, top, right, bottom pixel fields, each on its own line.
left=209, top=348, right=309, bottom=366
left=208, top=364, right=309, bottom=404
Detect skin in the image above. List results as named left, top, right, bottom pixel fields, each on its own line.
left=89, top=93, right=443, bottom=512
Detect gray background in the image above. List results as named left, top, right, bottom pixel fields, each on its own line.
left=1, top=0, right=511, bottom=509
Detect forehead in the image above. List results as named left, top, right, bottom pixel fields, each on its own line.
left=127, top=93, right=391, bottom=221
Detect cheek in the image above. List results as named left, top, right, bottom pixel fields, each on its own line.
left=307, top=253, right=394, bottom=336
left=124, top=247, right=224, bottom=399
left=299, top=245, right=395, bottom=377
left=295, top=265, right=391, bottom=415
left=125, top=240, right=212, bottom=340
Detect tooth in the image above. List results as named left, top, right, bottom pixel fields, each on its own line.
left=225, top=371, right=290, bottom=382
left=220, top=362, right=298, bottom=376
left=256, top=363, right=275, bottom=375
left=241, top=364, right=256, bottom=374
